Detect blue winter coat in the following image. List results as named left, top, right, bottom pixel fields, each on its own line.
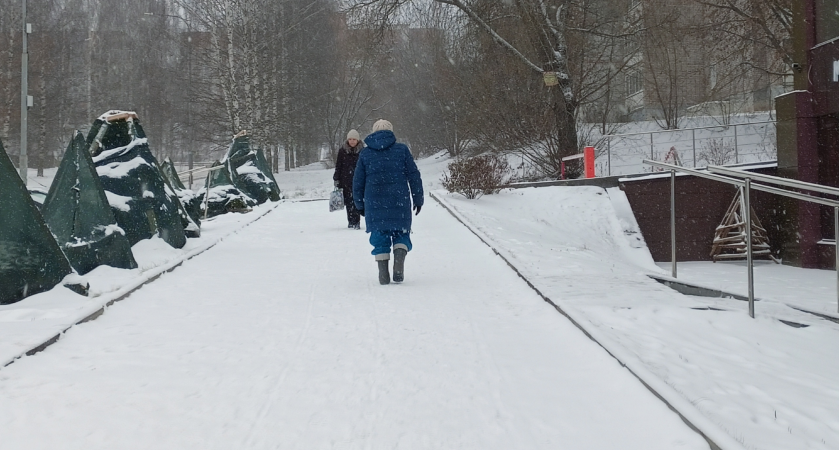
left=353, top=130, right=424, bottom=233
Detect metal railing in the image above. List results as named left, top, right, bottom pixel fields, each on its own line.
left=175, top=164, right=226, bottom=220
left=176, top=163, right=218, bottom=189
left=198, top=165, right=226, bottom=220
left=176, top=154, right=261, bottom=189
left=643, top=159, right=839, bottom=317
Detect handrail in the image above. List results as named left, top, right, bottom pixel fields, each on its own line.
left=644, top=161, right=839, bottom=208
left=643, top=159, right=839, bottom=317
left=643, top=160, right=745, bottom=186
left=749, top=181, right=838, bottom=208
left=708, top=165, right=839, bottom=197
left=177, top=164, right=225, bottom=188
left=200, top=164, right=226, bottom=220
left=176, top=154, right=253, bottom=180
left=177, top=165, right=218, bottom=177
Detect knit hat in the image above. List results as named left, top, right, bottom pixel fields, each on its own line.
left=371, top=119, right=393, bottom=133
left=346, top=129, right=360, bottom=141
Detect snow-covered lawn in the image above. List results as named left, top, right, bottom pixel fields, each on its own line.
left=433, top=186, right=837, bottom=450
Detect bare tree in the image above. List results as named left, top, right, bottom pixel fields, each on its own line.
left=697, top=0, right=792, bottom=68
left=176, top=0, right=337, bottom=166
left=694, top=0, right=792, bottom=117
left=352, top=0, right=630, bottom=178
left=321, top=10, right=388, bottom=163
left=638, top=1, right=688, bottom=130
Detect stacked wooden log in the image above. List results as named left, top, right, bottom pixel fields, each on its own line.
left=710, top=190, right=780, bottom=263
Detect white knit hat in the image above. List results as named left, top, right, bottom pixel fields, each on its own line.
left=371, top=119, right=393, bottom=133
left=346, top=129, right=360, bottom=141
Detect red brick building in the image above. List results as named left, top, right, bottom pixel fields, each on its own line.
left=775, top=0, right=838, bottom=268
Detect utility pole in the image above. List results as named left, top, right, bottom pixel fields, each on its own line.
left=186, top=22, right=193, bottom=178
left=19, top=0, right=31, bottom=184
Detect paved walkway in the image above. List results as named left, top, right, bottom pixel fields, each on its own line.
left=0, top=200, right=708, bottom=449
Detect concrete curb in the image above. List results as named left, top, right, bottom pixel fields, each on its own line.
left=430, top=191, right=746, bottom=450
left=649, top=274, right=838, bottom=323
left=786, top=305, right=839, bottom=323
left=2, top=202, right=281, bottom=369
left=648, top=274, right=751, bottom=301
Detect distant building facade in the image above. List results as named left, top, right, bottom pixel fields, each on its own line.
left=601, top=0, right=792, bottom=124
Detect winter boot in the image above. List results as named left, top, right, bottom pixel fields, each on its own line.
left=393, top=248, right=407, bottom=283
left=377, top=260, right=390, bottom=285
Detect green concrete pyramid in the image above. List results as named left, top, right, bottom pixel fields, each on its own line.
left=41, top=132, right=138, bottom=275
left=224, top=134, right=281, bottom=204
left=199, top=160, right=256, bottom=218
left=86, top=111, right=187, bottom=248
left=160, top=158, right=202, bottom=231
left=0, top=138, right=73, bottom=304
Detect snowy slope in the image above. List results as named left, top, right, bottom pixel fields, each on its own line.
left=433, top=186, right=837, bottom=450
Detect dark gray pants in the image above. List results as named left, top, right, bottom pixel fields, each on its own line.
left=343, top=189, right=360, bottom=226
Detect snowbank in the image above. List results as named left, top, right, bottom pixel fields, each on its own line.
left=432, top=186, right=837, bottom=450
left=0, top=202, right=279, bottom=368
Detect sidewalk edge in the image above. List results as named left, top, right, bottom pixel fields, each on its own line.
left=430, top=190, right=744, bottom=450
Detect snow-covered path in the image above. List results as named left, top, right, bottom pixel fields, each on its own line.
left=0, top=199, right=709, bottom=449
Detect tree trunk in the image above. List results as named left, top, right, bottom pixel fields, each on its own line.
left=553, top=92, right=580, bottom=178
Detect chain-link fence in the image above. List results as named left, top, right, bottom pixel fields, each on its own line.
left=596, top=121, right=777, bottom=177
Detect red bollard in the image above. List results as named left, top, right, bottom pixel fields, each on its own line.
left=560, top=161, right=566, bottom=180
left=584, top=146, right=595, bottom=178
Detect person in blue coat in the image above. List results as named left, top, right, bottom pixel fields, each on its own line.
left=353, top=119, right=424, bottom=285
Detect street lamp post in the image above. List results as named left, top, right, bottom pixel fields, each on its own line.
left=19, top=0, right=31, bottom=184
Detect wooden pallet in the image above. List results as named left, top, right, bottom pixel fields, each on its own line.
left=710, top=189, right=780, bottom=263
